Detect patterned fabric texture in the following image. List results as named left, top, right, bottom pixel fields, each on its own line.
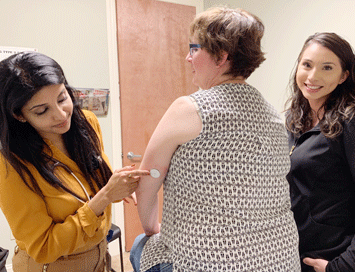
left=140, top=84, right=301, bottom=271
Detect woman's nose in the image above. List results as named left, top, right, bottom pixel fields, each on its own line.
left=186, top=52, right=192, bottom=62
left=53, top=105, right=67, bottom=120
left=308, top=68, right=320, bottom=81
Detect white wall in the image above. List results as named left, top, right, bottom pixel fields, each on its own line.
left=204, top=0, right=355, bottom=113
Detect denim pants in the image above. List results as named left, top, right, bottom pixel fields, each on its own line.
left=130, top=233, right=173, bottom=272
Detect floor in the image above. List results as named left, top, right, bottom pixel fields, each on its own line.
left=111, top=251, right=133, bottom=272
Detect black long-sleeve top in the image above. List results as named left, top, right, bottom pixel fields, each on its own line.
left=287, top=117, right=355, bottom=272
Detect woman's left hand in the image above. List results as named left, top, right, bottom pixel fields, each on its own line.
left=303, top=257, right=328, bottom=272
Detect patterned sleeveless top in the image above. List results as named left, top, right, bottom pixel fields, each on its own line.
left=140, top=83, right=301, bottom=271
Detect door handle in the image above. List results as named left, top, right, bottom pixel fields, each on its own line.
left=127, top=152, right=142, bottom=160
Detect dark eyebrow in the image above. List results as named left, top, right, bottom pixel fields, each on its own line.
left=323, top=62, right=336, bottom=66
left=29, top=104, right=46, bottom=111
left=29, top=88, right=66, bottom=111
left=302, top=58, right=336, bottom=66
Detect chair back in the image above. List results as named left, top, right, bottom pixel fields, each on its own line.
left=0, top=247, right=9, bottom=272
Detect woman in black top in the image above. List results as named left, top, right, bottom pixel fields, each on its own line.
left=286, top=32, right=355, bottom=272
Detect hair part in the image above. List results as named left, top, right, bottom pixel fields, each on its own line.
left=0, top=52, right=112, bottom=199
left=285, top=32, right=355, bottom=138
left=190, top=7, right=266, bottom=79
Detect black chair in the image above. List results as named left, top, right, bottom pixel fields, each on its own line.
left=107, top=223, right=124, bottom=272
left=0, top=247, right=9, bottom=272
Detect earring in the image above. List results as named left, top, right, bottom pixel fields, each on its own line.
left=18, top=119, right=26, bottom=123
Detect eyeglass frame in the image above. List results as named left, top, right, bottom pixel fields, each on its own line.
left=189, top=43, right=201, bottom=56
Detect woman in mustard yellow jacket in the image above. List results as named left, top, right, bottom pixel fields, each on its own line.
left=0, top=52, right=149, bottom=271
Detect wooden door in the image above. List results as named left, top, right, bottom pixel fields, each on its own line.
left=116, top=0, right=197, bottom=251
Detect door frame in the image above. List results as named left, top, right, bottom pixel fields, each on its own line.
left=106, top=0, right=123, bottom=257
left=105, top=0, right=204, bottom=254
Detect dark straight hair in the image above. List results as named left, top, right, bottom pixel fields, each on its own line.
left=0, top=52, right=112, bottom=199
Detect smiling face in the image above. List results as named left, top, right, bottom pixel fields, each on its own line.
left=19, top=84, right=73, bottom=143
left=296, top=42, right=349, bottom=111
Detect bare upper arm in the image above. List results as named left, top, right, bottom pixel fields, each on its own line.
left=136, top=96, right=202, bottom=233
left=138, top=96, right=202, bottom=192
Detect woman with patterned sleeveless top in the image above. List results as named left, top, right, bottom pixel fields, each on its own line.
left=130, top=7, right=301, bottom=272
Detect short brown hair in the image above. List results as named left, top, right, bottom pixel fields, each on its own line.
left=190, top=7, right=265, bottom=79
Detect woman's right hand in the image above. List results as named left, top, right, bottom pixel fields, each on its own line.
left=106, top=165, right=150, bottom=203
left=88, top=165, right=149, bottom=216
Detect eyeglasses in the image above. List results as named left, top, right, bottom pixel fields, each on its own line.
left=189, top=43, right=201, bottom=56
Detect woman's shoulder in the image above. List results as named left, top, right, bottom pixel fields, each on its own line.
left=342, top=115, right=355, bottom=135
left=81, top=110, right=101, bottom=133
left=80, top=110, right=105, bottom=148
left=152, top=96, right=202, bottom=146
left=0, top=154, right=23, bottom=187
left=0, top=154, right=9, bottom=174
left=82, top=109, right=98, bottom=124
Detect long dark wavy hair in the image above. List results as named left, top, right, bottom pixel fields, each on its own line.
left=0, top=52, right=112, bottom=200
left=285, top=32, right=355, bottom=138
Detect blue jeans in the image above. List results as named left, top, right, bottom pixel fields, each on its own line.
left=130, top=233, right=173, bottom=272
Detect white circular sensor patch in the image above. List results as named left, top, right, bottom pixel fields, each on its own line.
left=150, top=169, right=161, bottom=178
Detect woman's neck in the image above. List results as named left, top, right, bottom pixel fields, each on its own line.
left=46, top=136, right=70, bottom=158
left=310, top=108, right=323, bottom=128
left=216, top=76, right=246, bottom=86
left=308, top=97, right=328, bottom=126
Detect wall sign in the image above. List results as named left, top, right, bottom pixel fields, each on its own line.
left=74, top=88, right=110, bottom=116
left=0, top=46, right=37, bottom=61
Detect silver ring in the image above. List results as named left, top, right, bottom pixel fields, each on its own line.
left=128, top=174, right=132, bottom=178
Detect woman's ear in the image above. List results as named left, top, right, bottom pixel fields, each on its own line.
left=216, top=51, right=229, bottom=68
left=339, top=70, right=349, bottom=84
left=13, top=114, right=26, bottom=123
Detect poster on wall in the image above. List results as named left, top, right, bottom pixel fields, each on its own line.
left=74, top=88, right=110, bottom=116
left=0, top=46, right=38, bottom=61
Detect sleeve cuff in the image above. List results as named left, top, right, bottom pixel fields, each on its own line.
left=77, top=202, right=106, bottom=237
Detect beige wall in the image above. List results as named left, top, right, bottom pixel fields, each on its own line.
left=204, top=0, right=355, bottom=113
